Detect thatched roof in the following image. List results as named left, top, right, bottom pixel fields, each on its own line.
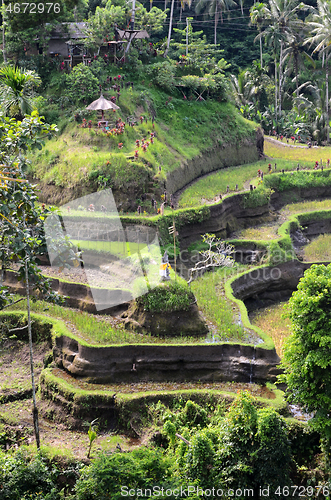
left=86, top=95, right=120, bottom=111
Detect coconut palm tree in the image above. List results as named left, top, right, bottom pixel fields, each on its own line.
left=195, top=0, right=237, bottom=46
left=282, top=31, right=314, bottom=97
left=0, top=66, right=41, bottom=120
left=304, top=0, right=331, bottom=143
left=250, top=2, right=268, bottom=67
left=256, top=0, right=310, bottom=123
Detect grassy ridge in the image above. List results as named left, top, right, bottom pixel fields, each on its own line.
left=30, top=86, right=256, bottom=193
left=191, top=266, right=247, bottom=342
left=178, top=159, right=312, bottom=209
left=264, top=138, right=331, bottom=163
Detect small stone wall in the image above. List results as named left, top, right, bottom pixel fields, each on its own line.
left=53, top=335, right=281, bottom=385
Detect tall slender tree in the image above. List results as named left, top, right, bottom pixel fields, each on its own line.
left=164, top=0, right=191, bottom=56
left=250, top=2, right=267, bottom=67
left=304, top=0, right=331, bottom=143
left=282, top=31, right=314, bottom=97
left=195, top=0, right=237, bottom=46
left=256, top=0, right=309, bottom=125
left=1, top=0, right=7, bottom=63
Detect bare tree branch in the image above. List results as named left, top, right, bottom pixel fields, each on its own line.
left=188, top=233, right=234, bottom=284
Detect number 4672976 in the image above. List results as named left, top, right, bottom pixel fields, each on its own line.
left=6, top=3, right=61, bottom=14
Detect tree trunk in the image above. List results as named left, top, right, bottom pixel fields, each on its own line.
left=260, top=35, right=263, bottom=67
left=2, top=0, right=7, bottom=64
left=164, top=0, right=175, bottom=57
left=274, top=55, right=278, bottom=125
left=278, top=40, right=283, bottom=119
left=25, top=259, right=40, bottom=449
left=214, top=4, right=218, bottom=45
left=295, top=54, right=299, bottom=97
left=327, top=53, right=329, bottom=143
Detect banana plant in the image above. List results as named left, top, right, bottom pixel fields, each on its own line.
left=87, top=419, right=99, bottom=459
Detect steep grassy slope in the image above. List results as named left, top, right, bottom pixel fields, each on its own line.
left=29, top=85, right=257, bottom=210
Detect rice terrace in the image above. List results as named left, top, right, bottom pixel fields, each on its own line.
left=2, top=0, right=331, bottom=496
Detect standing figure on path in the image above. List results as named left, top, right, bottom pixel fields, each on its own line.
left=159, top=251, right=171, bottom=280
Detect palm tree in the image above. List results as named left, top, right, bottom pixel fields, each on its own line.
left=282, top=31, right=314, bottom=97
left=256, top=0, right=309, bottom=122
left=231, top=69, right=255, bottom=108
left=195, top=0, right=237, bottom=46
left=304, top=0, right=331, bottom=143
left=250, top=2, right=267, bottom=67
left=0, top=66, right=41, bottom=120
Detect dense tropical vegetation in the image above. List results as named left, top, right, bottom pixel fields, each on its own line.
left=2, top=0, right=331, bottom=145
left=3, top=0, right=331, bottom=496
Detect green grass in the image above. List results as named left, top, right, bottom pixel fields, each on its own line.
left=265, top=138, right=331, bottom=163
left=190, top=266, right=248, bottom=341
left=282, top=198, right=331, bottom=215
left=72, top=239, right=148, bottom=258
left=178, top=159, right=311, bottom=209
left=304, top=234, right=331, bottom=262
left=234, top=224, right=279, bottom=241
left=250, top=302, right=291, bottom=358
left=4, top=297, right=246, bottom=345
left=29, top=87, right=256, bottom=192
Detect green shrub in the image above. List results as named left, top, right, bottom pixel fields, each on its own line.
left=264, top=169, right=331, bottom=192
left=74, top=448, right=173, bottom=500
left=65, top=64, right=99, bottom=106
left=243, top=184, right=273, bottom=208
left=185, top=430, right=215, bottom=486
left=215, top=391, right=291, bottom=496
left=178, top=400, right=209, bottom=428
left=136, top=280, right=194, bottom=313
left=0, top=449, right=60, bottom=500
left=146, top=61, right=177, bottom=92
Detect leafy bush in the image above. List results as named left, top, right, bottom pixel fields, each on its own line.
left=215, top=391, right=291, bottom=496
left=65, top=64, right=100, bottom=105
left=264, top=169, right=331, bottom=192
left=242, top=184, right=273, bottom=208
left=185, top=430, right=215, bottom=485
left=74, top=448, right=173, bottom=500
left=178, top=400, right=209, bottom=428
left=254, top=408, right=291, bottom=492
left=146, top=61, right=177, bottom=92
left=136, top=280, right=194, bottom=313
left=0, top=449, right=60, bottom=500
